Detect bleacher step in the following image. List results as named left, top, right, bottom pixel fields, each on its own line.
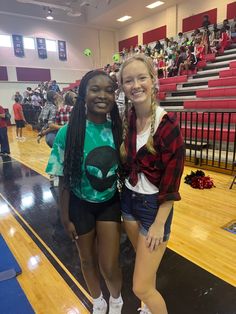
left=165, top=95, right=196, bottom=101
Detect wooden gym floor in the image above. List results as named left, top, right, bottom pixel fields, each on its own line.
left=0, top=125, right=235, bottom=314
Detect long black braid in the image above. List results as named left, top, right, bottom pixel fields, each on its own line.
left=63, top=70, right=122, bottom=190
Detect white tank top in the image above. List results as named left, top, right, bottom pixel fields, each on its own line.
left=125, top=106, right=165, bottom=194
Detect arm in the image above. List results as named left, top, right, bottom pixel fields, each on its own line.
left=146, top=116, right=185, bottom=252
left=59, top=177, right=78, bottom=240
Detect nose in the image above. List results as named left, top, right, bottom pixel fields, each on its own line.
left=97, top=90, right=107, bottom=99
left=132, top=78, right=141, bottom=88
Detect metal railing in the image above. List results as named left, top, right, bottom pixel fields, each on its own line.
left=167, top=109, right=236, bottom=173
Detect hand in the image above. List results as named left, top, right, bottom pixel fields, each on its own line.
left=61, top=218, right=78, bottom=241
left=146, top=222, right=165, bottom=252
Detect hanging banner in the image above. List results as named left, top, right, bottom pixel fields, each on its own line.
left=36, top=38, right=47, bottom=59
left=12, top=34, right=24, bottom=58
left=58, top=40, right=67, bottom=61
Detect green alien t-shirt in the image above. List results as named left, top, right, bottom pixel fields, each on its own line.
left=46, top=120, right=118, bottom=202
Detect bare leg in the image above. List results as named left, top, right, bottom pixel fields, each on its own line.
left=133, top=234, right=168, bottom=314
left=96, top=221, right=122, bottom=298
left=75, top=229, right=101, bottom=298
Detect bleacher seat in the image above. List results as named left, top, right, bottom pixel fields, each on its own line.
left=196, top=88, right=236, bottom=98
left=184, top=99, right=236, bottom=109
left=208, top=77, right=236, bottom=87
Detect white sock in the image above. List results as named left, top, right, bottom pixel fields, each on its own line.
left=109, top=294, right=123, bottom=304
left=93, top=293, right=105, bottom=307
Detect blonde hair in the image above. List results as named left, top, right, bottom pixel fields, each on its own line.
left=119, top=54, right=158, bottom=162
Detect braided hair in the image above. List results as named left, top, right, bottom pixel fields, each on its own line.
left=63, top=70, right=122, bottom=189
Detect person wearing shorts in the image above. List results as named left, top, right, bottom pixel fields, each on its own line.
left=119, top=54, right=185, bottom=314
left=13, top=96, right=26, bottom=141
left=46, top=70, right=123, bottom=314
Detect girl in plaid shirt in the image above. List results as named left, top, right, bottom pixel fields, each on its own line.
left=119, top=55, right=185, bottom=314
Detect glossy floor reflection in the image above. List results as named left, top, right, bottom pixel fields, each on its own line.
left=0, top=156, right=235, bottom=314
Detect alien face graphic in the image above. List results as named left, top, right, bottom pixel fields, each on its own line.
left=85, top=146, right=118, bottom=192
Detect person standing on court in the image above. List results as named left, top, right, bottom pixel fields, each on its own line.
left=119, top=54, right=185, bottom=314
left=13, top=96, right=27, bottom=141
left=46, top=70, right=123, bottom=314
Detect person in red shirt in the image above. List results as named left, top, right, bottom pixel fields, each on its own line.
left=13, top=97, right=27, bottom=141
left=119, top=54, right=185, bottom=314
left=0, top=105, right=10, bottom=155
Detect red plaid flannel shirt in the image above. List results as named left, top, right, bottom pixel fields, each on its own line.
left=124, top=110, right=185, bottom=204
left=56, top=105, right=73, bottom=125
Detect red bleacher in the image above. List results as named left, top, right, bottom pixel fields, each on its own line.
left=159, top=84, right=177, bottom=92
left=184, top=99, right=236, bottom=109
left=229, top=61, right=236, bottom=68
left=158, top=75, right=187, bottom=85
left=208, top=77, right=236, bottom=87
left=196, top=88, right=236, bottom=98
left=219, top=69, right=236, bottom=78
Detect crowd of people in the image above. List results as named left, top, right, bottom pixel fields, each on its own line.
left=107, top=17, right=236, bottom=79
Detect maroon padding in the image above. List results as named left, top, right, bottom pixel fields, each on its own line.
left=16, top=67, right=51, bottom=82
left=143, top=26, right=166, bottom=45
left=220, top=69, right=236, bottom=77
left=157, top=92, right=166, bottom=100
left=203, top=54, right=216, bottom=62
left=159, top=84, right=177, bottom=92
left=197, top=60, right=207, bottom=69
left=175, top=112, right=236, bottom=124
left=230, top=61, right=236, bottom=68
left=180, top=69, right=197, bottom=76
left=118, top=36, right=138, bottom=52
left=0, top=66, right=8, bottom=81
left=208, top=77, right=236, bottom=87
left=184, top=99, right=236, bottom=109
left=196, top=88, right=236, bottom=98
left=182, top=8, right=217, bottom=33
left=227, top=1, right=236, bottom=20
left=159, top=75, right=187, bottom=85
left=181, top=127, right=235, bottom=142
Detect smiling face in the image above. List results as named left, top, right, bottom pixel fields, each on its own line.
left=121, top=60, right=153, bottom=107
left=85, top=74, right=115, bottom=123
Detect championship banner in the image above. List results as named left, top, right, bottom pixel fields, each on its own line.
left=12, top=35, right=24, bottom=57
left=58, top=40, right=67, bottom=61
left=36, top=38, right=47, bottom=59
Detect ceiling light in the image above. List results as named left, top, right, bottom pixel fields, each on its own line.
left=117, top=15, right=132, bottom=22
left=46, top=8, right=54, bottom=20
left=146, top=1, right=164, bottom=9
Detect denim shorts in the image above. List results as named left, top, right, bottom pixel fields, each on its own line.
left=121, top=186, right=173, bottom=241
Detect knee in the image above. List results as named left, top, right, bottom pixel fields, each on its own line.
left=132, top=279, right=153, bottom=301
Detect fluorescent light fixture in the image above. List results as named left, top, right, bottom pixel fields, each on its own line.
left=46, top=8, right=54, bottom=20
left=146, top=1, right=164, bottom=9
left=117, top=15, right=132, bottom=22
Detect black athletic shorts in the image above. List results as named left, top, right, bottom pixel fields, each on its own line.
left=69, top=191, right=121, bottom=236
left=15, top=120, right=25, bottom=128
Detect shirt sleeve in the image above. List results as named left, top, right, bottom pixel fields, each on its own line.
left=45, top=125, right=67, bottom=176
left=48, top=105, right=57, bottom=124
left=157, top=115, right=185, bottom=204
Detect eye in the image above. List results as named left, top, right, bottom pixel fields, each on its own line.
left=124, top=79, right=132, bottom=84
left=106, top=87, right=114, bottom=93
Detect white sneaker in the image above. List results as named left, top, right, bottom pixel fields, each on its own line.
left=109, top=298, right=123, bottom=314
left=93, top=298, right=108, bottom=314
left=138, top=304, right=152, bottom=314
left=19, top=137, right=26, bottom=142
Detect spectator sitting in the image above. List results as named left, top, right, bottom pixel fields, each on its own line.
left=231, top=17, right=236, bottom=38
